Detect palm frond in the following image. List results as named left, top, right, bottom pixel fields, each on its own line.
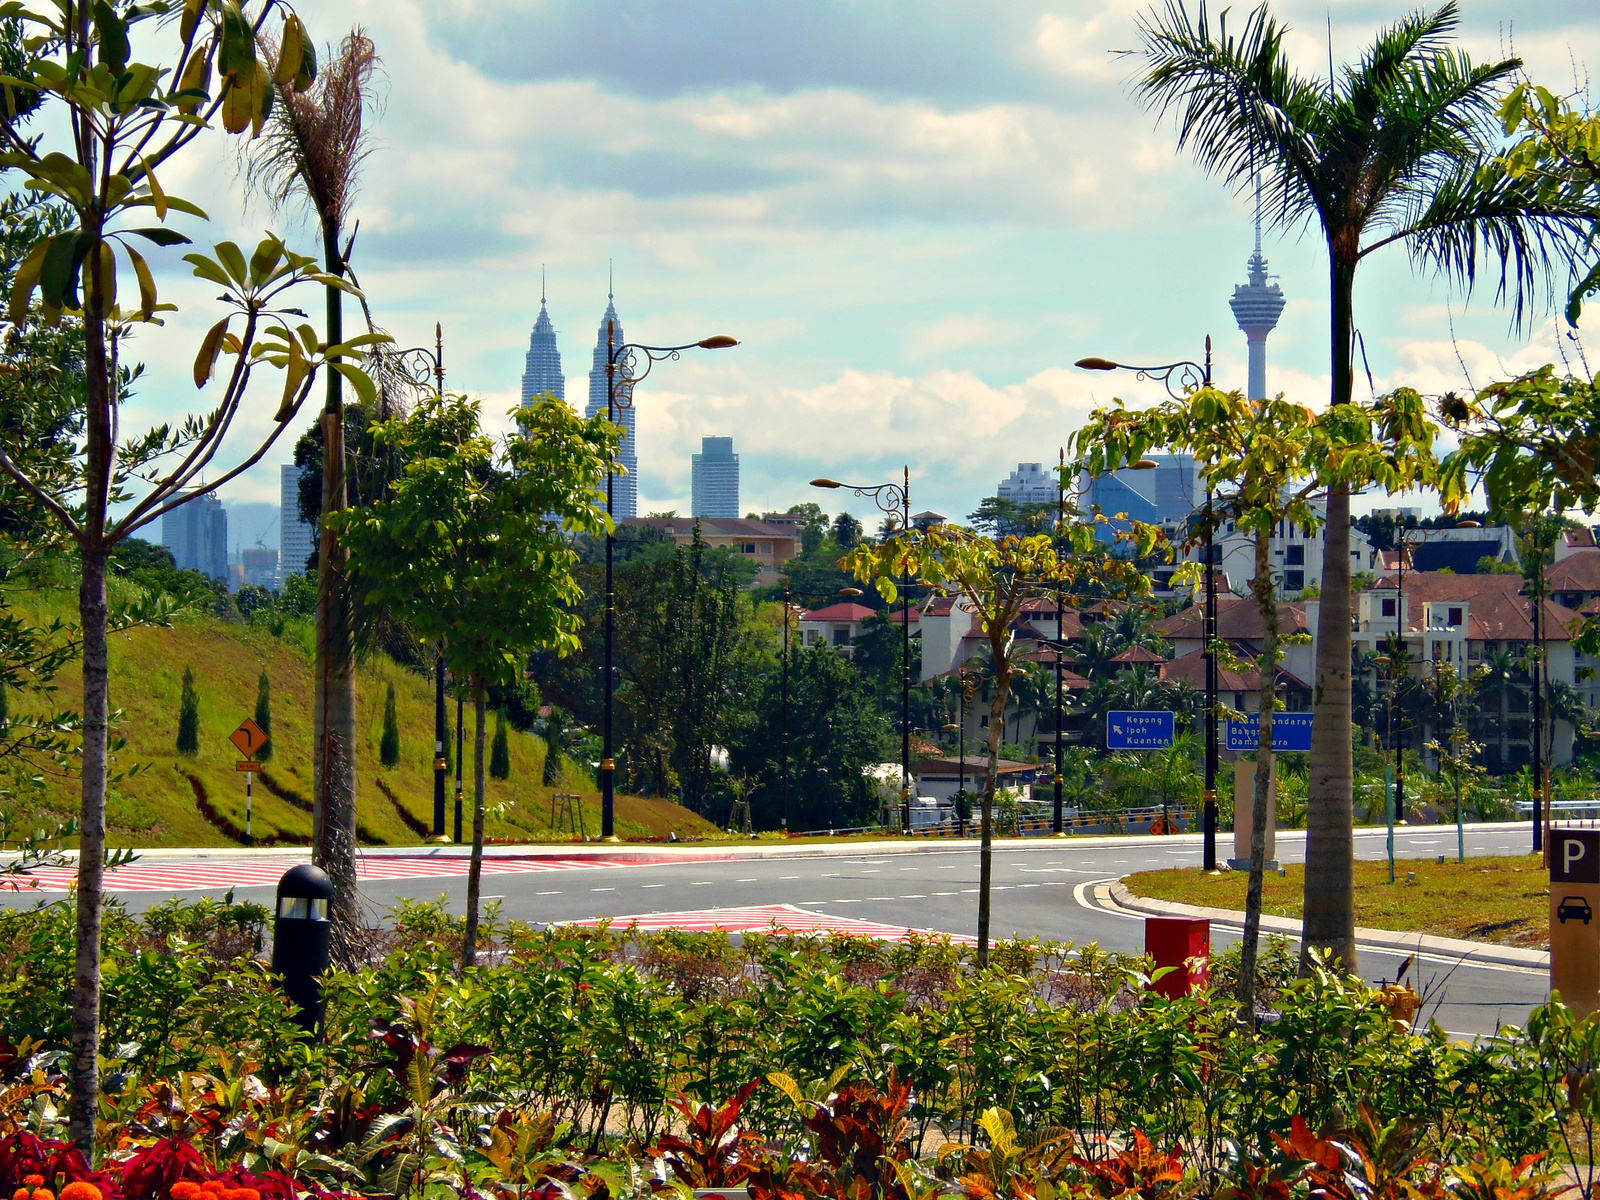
left=1374, top=157, right=1596, bottom=329
left=1132, top=1, right=1331, bottom=228
left=246, top=28, right=381, bottom=241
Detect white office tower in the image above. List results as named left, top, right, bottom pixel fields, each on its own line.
left=585, top=294, right=637, bottom=519
left=691, top=436, right=739, bottom=518
left=279, top=464, right=315, bottom=580
left=997, top=463, right=1057, bottom=506
left=520, top=281, right=565, bottom=405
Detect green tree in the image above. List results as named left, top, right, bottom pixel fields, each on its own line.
left=489, top=711, right=510, bottom=781
left=379, top=681, right=400, bottom=769
left=0, top=2, right=375, bottom=1148
left=1133, top=0, right=1590, bottom=977
left=249, top=30, right=383, bottom=933
left=254, top=670, right=273, bottom=763
left=339, top=392, right=615, bottom=966
left=786, top=503, right=829, bottom=555
left=1073, top=384, right=1435, bottom=1012
left=845, top=521, right=1152, bottom=964
left=541, top=707, right=567, bottom=787
left=176, top=668, right=199, bottom=757
left=831, top=512, right=862, bottom=548
left=732, top=643, right=889, bottom=832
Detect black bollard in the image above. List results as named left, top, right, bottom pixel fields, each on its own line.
left=270, top=863, right=334, bottom=1033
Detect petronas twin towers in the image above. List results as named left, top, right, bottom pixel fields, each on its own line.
left=520, top=288, right=638, bottom=519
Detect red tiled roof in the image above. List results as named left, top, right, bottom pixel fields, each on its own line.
left=800, top=602, right=877, bottom=622
left=1110, top=645, right=1167, bottom=663
left=1154, top=594, right=1309, bottom=641
left=1563, top=528, right=1598, bottom=551
left=912, top=756, right=1032, bottom=776
left=1158, top=648, right=1311, bottom=695
left=1368, top=571, right=1578, bottom=641
left=628, top=517, right=798, bottom=540
left=1548, top=550, right=1600, bottom=593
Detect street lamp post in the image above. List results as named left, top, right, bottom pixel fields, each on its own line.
left=1054, top=448, right=1066, bottom=834
left=1075, top=339, right=1216, bottom=865
left=391, top=327, right=449, bottom=837
left=601, top=329, right=739, bottom=839
left=812, top=470, right=913, bottom=832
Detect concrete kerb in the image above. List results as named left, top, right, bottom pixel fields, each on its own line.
left=1100, top=879, right=1549, bottom=974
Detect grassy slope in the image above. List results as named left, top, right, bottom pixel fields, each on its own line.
left=1125, top=856, right=1550, bottom=949
left=21, top=591, right=720, bottom=847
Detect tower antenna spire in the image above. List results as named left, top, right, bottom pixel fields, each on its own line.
left=608, top=258, right=613, bottom=302
left=541, top=264, right=546, bottom=307
left=1253, top=173, right=1263, bottom=256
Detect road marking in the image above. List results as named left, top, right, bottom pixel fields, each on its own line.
left=901, top=893, right=926, bottom=898
left=898, top=866, right=919, bottom=871
left=591, top=887, right=615, bottom=892
left=861, top=869, right=881, bottom=874
left=937, top=865, right=957, bottom=869
left=835, top=898, right=861, bottom=904
left=868, top=896, right=894, bottom=901
left=641, top=884, right=664, bottom=889
left=537, top=890, right=560, bottom=895
left=780, top=875, right=799, bottom=880
left=822, top=872, right=841, bottom=878
left=692, top=881, right=714, bottom=886
left=737, top=878, right=758, bottom=882
left=961, top=888, right=979, bottom=894
left=932, top=891, right=958, bottom=896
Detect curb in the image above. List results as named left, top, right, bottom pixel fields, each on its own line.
left=1104, top=880, right=1549, bottom=974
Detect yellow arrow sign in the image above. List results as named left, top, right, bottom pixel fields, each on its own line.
left=229, top=717, right=268, bottom=760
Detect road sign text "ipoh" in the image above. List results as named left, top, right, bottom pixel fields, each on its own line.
left=1106, top=711, right=1175, bottom=750
left=1226, top=712, right=1312, bottom=753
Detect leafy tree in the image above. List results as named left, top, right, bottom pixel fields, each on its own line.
left=176, top=668, right=200, bottom=758
left=1133, top=0, right=1589, bottom=980
left=831, top=512, right=863, bottom=549
left=0, top=2, right=376, bottom=1147
left=339, top=393, right=615, bottom=966
left=786, top=503, right=829, bottom=555
left=732, top=643, right=889, bottom=832
left=967, top=495, right=1056, bottom=538
left=489, top=711, right=509, bottom=781
left=541, top=707, right=567, bottom=786
left=845, top=521, right=1151, bottom=964
left=254, top=670, right=272, bottom=762
left=1074, top=384, right=1435, bottom=1013
left=1425, top=661, right=1484, bottom=862
left=379, top=682, right=400, bottom=768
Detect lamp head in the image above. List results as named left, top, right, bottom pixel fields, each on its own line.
left=698, top=335, right=739, bottom=350
left=1075, top=356, right=1118, bottom=371
left=840, top=587, right=864, bottom=597
left=942, top=723, right=959, bottom=732
left=810, top=478, right=842, bottom=489
left=1130, top=459, right=1159, bottom=470
left=1455, top=520, right=1483, bottom=529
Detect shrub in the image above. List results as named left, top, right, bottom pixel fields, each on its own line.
left=175, top=668, right=199, bottom=757
left=379, top=682, right=400, bottom=769
left=253, top=670, right=271, bottom=762
left=490, top=711, right=509, bottom=780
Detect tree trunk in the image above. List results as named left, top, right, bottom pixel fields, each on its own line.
left=976, top=648, right=1011, bottom=967
left=462, top=686, right=487, bottom=968
left=1304, top=251, right=1359, bottom=974
left=70, top=544, right=109, bottom=1155
left=1238, top=532, right=1279, bottom=1025
left=312, top=222, right=359, bottom=951
left=70, top=197, right=113, bottom=1157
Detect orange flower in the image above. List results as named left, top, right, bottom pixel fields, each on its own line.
left=32, top=1186, right=54, bottom=1200
left=168, top=1185, right=201, bottom=1200
left=231, top=1189, right=260, bottom=1200
left=22, top=1180, right=43, bottom=1189
left=60, top=1183, right=101, bottom=1200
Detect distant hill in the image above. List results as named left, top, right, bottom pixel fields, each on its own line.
left=18, top=591, right=720, bottom=847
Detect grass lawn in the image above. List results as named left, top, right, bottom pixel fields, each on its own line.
left=1124, top=855, right=1551, bottom=949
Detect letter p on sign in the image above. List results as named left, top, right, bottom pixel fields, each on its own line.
left=1554, top=830, right=1600, bottom=884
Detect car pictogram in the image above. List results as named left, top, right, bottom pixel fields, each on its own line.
left=1558, top=896, right=1593, bottom=925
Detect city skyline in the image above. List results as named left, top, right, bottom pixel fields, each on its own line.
left=124, top=0, right=1591, bottom=528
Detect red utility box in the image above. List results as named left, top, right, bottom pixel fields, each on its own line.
left=1144, top=917, right=1210, bottom=999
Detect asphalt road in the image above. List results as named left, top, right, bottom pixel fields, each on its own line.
left=56, top=819, right=1554, bottom=1039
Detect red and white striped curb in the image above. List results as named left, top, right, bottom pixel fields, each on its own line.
left=564, top=904, right=976, bottom=944
left=7, top=854, right=723, bottom=894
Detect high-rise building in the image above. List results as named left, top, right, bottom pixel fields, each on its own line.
left=585, top=293, right=637, bottom=519
left=241, top=547, right=279, bottom=589
left=1229, top=197, right=1286, bottom=401
left=1081, top=454, right=1196, bottom=545
left=280, top=464, right=315, bottom=580
left=520, top=277, right=564, bottom=405
left=691, top=436, right=739, bottom=518
left=161, top=490, right=228, bottom=582
left=997, top=463, right=1057, bottom=506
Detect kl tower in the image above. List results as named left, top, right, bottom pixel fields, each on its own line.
left=1228, top=200, right=1286, bottom=401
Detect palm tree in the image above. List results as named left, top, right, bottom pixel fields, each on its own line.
left=1072, top=623, right=1128, bottom=681
left=247, top=29, right=381, bottom=950
left=1473, top=647, right=1525, bottom=772
left=1135, top=1, right=1592, bottom=971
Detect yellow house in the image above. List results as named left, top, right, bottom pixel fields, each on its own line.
left=624, top=517, right=799, bottom=586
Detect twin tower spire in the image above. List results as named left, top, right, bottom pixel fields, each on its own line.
left=519, top=274, right=637, bottom=519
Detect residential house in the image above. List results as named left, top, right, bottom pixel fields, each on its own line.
left=1153, top=593, right=1317, bottom=687
left=798, top=602, right=878, bottom=655
left=1355, top=571, right=1580, bottom=771
left=912, top=755, right=1037, bottom=803
left=1405, top=525, right=1520, bottom=573
left=1185, top=506, right=1376, bottom=598
left=625, top=516, right=798, bottom=586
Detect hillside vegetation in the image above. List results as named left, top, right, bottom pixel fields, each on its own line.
left=18, top=590, right=719, bottom=848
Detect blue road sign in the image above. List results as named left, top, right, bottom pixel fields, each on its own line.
left=1106, top=710, right=1175, bottom=750
left=1226, top=712, right=1313, bottom=752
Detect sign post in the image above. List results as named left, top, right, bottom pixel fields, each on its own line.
left=229, top=718, right=269, bottom=848
left=1551, top=828, right=1600, bottom=1018
left=1229, top=757, right=1277, bottom=871
left=1105, top=711, right=1176, bottom=751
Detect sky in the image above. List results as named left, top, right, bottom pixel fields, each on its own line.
left=113, top=0, right=1600, bottom=545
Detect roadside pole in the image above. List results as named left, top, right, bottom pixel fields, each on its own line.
left=1550, top=828, right=1600, bottom=1018
left=229, top=717, right=269, bottom=848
